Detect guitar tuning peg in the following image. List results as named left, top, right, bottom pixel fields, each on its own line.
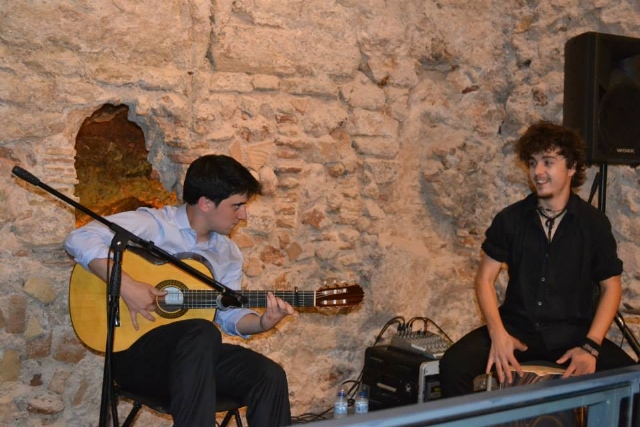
left=323, top=278, right=335, bottom=287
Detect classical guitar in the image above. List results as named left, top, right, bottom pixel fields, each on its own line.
left=69, top=250, right=364, bottom=352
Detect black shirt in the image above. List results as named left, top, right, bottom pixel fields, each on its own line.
left=481, top=192, right=623, bottom=351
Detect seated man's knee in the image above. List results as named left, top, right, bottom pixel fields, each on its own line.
left=182, top=319, right=222, bottom=348
left=263, top=358, right=288, bottom=385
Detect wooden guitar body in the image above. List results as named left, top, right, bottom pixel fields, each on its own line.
left=69, top=251, right=364, bottom=352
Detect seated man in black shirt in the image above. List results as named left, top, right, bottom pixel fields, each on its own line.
left=440, top=121, right=636, bottom=397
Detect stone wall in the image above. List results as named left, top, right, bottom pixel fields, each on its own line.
left=1, top=1, right=640, bottom=425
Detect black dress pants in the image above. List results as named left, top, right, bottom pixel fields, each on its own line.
left=112, top=319, right=291, bottom=426
left=439, top=325, right=636, bottom=398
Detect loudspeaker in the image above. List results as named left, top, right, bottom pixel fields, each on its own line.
left=563, top=32, right=640, bottom=165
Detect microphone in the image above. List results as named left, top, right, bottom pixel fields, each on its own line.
left=12, top=166, right=42, bottom=186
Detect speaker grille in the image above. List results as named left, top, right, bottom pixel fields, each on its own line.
left=597, top=83, right=640, bottom=159
left=563, top=32, right=640, bottom=165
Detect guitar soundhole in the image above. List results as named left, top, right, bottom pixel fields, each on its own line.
left=156, top=280, right=188, bottom=319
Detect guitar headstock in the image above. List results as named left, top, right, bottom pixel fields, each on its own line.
left=315, top=281, right=364, bottom=307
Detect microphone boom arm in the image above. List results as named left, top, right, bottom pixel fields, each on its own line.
left=11, top=166, right=245, bottom=301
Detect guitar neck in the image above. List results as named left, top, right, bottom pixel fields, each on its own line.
left=180, top=290, right=317, bottom=309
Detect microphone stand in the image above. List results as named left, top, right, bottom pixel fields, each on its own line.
left=588, top=164, right=640, bottom=361
left=11, top=166, right=247, bottom=427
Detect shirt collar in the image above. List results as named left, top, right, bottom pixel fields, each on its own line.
left=175, top=203, right=220, bottom=249
left=175, top=204, right=192, bottom=230
left=524, top=191, right=580, bottom=217
left=565, top=192, right=580, bottom=216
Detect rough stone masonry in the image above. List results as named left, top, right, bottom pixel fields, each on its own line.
left=1, top=1, right=640, bottom=425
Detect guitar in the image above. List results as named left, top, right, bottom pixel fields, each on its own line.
left=69, top=250, right=364, bottom=352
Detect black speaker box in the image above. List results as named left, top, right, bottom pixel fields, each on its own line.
left=563, top=32, right=640, bottom=165
left=361, top=345, right=441, bottom=411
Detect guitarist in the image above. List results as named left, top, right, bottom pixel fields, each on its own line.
left=64, top=154, right=294, bottom=427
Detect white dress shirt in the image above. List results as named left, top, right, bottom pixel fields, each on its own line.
left=64, top=204, right=256, bottom=337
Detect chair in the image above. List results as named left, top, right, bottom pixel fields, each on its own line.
left=113, top=384, right=245, bottom=427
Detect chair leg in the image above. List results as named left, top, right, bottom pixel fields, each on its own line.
left=219, top=409, right=243, bottom=427
left=233, top=409, right=244, bottom=427
left=110, top=388, right=121, bottom=427
left=121, top=401, right=143, bottom=427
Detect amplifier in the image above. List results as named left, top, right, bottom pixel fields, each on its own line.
left=361, top=345, right=442, bottom=411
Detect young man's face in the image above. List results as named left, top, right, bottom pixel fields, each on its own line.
left=203, top=193, right=249, bottom=235
left=527, top=148, right=576, bottom=201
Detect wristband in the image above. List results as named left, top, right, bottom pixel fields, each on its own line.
left=581, top=337, right=600, bottom=359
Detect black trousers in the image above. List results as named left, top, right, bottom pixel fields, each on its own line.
left=112, top=319, right=291, bottom=427
left=439, top=325, right=637, bottom=397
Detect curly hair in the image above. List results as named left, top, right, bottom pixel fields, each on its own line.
left=515, top=121, right=587, bottom=188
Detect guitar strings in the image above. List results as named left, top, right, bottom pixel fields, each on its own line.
left=179, top=290, right=317, bottom=308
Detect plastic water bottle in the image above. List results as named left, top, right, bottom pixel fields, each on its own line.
left=333, top=388, right=348, bottom=419
left=355, top=390, right=369, bottom=414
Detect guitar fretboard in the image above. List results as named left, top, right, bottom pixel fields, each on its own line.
left=164, top=290, right=317, bottom=309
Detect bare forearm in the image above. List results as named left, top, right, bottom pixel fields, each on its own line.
left=477, top=280, right=506, bottom=336
left=475, top=252, right=528, bottom=379
left=88, top=258, right=110, bottom=282
left=236, top=313, right=265, bottom=335
left=475, top=253, right=507, bottom=337
left=88, top=258, right=136, bottom=289
left=236, top=292, right=295, bottom=335
left=587, top=276, right=622, bottom=343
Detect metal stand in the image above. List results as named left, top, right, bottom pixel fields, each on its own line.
left=588, top=163, right=640, bottom=361
left=102, top=231, right=133, bottom=426
left=11, top=166, right=246, bottom=426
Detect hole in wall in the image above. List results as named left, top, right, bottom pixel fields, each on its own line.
left=73, top=103, right=177, bottom=227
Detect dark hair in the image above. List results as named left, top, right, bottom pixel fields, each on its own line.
left=182, top=155, right=261, bottom=206
left=515, top=121, right=587, bottom=188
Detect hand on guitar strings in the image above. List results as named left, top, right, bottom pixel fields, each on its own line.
left=259, top=292, right=296, bottom=332
left=120, top=278, right=167, bottom=331
left=88, top=257, right=167, bottom=332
